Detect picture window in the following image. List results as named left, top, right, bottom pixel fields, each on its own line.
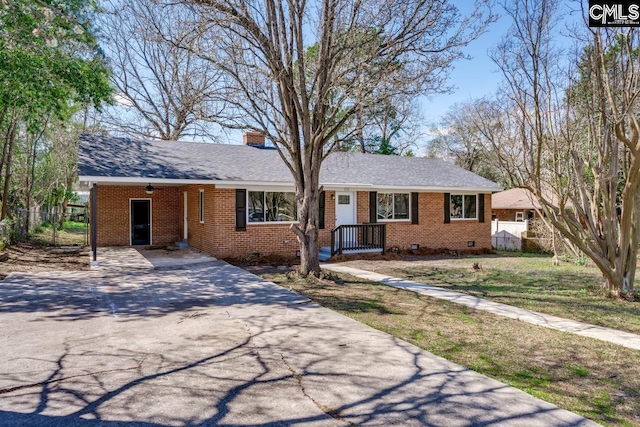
left=377, top=193, right=409, bottom=220
left=450, top=194, right=477, bottom=220
left=248, top=191, right=297, bottom=222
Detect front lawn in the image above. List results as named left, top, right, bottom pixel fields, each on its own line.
left=334, top=253, right=640, bottom=335
left=31, top=220, right=88, bottom=246
left=258, top=269, right=640, bottom=427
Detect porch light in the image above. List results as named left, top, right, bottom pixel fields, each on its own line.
left=146, top=184, right=154, bottom=195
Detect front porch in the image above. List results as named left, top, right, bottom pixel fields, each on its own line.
left=319, top=223, right=386, bottom=261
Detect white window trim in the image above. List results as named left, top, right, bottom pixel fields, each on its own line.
left=247, top=190, right=299, bottom=225
left=199, top=189, right=204, bottom=223
left=129, top=198, right=152, bottom=246
left=249, top=221, right=300, bottom=225
left=450, top=194, right=478, bottom=221
left=377, top=192, right=411, bottom=222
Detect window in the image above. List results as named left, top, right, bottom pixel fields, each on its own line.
left=248, top=191, right=297, bottom=222
left=199, top=189, right=204, bottom=223
left=450, top=194, right=477, bottom=220
left=377, top=193, right=409, bottom=220
left=338, top=195, right=350, bottom=205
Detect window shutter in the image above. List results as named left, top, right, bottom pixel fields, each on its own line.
left=478, top=193, right=485, bottom=223
left=444, top=193, right=451, bottom=224
left=369, top=191, right=377, bottom=223
left=411, top=192, right=419, bottom=224
left=318, top=191, right=325, bottom=229
left=235, top=189, right=246, bottom=231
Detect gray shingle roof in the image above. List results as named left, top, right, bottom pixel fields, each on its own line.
left=78, top=134, right=502, bottom=191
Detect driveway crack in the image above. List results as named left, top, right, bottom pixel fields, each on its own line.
left=281, top=354, right=355, bottom=426
left=0, top=358, right=145, bottom=395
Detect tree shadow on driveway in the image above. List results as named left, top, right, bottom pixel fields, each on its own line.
left=0, top=261, right=310, bottom=322
left=0, top=262, right=595, bottom=426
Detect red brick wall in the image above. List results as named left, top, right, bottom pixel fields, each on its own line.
left=95, top=184, right=491, bottom=255
left=355, top=191, right=492, bottom=251
left=322, top=191, right=336, bottom=245
left=356, top=191, right=369, bottom=224
left=95, top=185, right=180, bottom=246
left=182, top=187, right=337, bottom=258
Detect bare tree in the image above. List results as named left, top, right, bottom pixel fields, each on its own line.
left=100, top=0, right=222, bottom=140
left=347, top=95, right=424, bottom=155
left=428, top=99, right=505, bottom=184
left=173, top=0, right=495, bottom=275
left=487, top=0, right=640, bottom=296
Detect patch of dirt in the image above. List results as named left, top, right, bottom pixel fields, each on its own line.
left=226, top=246, right=500, bottom=277
left=404, top=246, right=494, bottom=256
left=0, top=243, right=89, bottom=280
left=229, top=249, right=495, bottom=274
left=224, top=254, right=300, bottom=275
left=326, top=247, right=495, bottom=263
left=240, top=264, right=297, bottom=276
left=327, top=252, right=403, bottom=263
left=335, top=251, right=552, bottom=273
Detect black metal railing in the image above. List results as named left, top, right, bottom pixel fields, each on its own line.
left=330, top=223, right=386, bottom=256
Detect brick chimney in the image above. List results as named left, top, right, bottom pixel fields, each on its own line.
left=243, top=131, right=265, bottom=147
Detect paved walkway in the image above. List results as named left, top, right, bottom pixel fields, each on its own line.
left=137, top=247, right=217, bottom=268
left=322, top=264, right=640, bottom=351
left=0, top=262, right=596, bottom=426
left=90, top=246, right=216, bottom=270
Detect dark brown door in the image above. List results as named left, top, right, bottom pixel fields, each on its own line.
left=131, top=200, right=151, bottom=245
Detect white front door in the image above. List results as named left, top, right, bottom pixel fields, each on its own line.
left=183, top=191, right=188, bottom=240
left=335, top=192, right=356, bottom=247
left=335, top=192, right=355, bottom=226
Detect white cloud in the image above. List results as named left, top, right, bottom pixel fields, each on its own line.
left=113, top=93, right=133, bottom=107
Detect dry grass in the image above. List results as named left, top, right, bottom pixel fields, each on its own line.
left=0, top=243, right=89, bottom=280
left=259, top=270, right=640, bottom=427
left=336, top=253, right=640, bottom=335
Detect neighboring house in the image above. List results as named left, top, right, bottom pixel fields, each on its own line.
left=491, top=188, right=548, bottom=251
left=78, top=133, right=502, bottom=260
left=491, top=188, right=542, bottom=222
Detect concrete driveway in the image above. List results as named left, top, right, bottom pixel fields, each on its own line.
left=0, top=261, right=596, bottom=426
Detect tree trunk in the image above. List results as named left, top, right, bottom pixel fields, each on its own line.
left=1, top=123, right=16, bottom=221
left=291, top=168, right=321, bottom=277
left=0, top=119, right=14, bottom=210
left=605, top=258, right=637, bottom=298
left=298, top=222, right=320, bottom=276
left=605, top=209, right=640, bottom=297
left=25, top=132, right=38, bottom=234
left=58, top=198, right=67, bottom=230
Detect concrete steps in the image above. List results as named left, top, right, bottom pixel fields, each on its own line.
left=318, top=246, right=332, bottom=262
left=318, top=245, right=383, bottom=261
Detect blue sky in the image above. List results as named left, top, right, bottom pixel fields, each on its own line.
left=420, top=6, right=510, bottom=129
left=420, top=0, right=585, bottom=139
